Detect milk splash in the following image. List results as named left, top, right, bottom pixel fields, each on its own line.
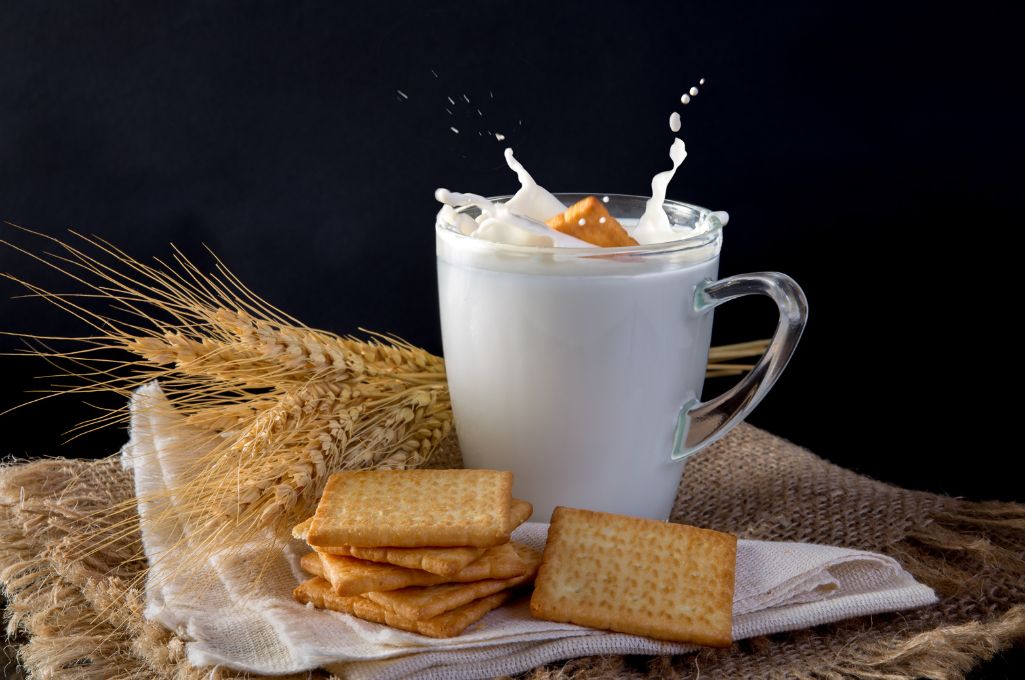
left=435, top=149, right=590, bottom=248
left=501, top=148, right=566, bottom=223
left=633, top=138, right=688, bottom=244
left=436, top=115, right=725, bottom=247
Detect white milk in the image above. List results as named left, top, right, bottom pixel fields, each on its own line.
left=435, top=135, right=729, bottom=520
left=437, top=215, right=723, bottom=521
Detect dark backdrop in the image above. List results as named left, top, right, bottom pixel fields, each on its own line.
left=1, top=1, right=1023, bottom=676
left=4, top=0, right=1020, bottom=494
left=4, top=1, right=1020, bottom=490
left=2, top=4, right=1023, bottom=512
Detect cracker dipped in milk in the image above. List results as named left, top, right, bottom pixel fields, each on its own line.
left=435, top=134, right=807, bottom=523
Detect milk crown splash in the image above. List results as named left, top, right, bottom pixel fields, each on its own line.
left=501, top=148, right=566, bottom=223
left=435, top=150, right=590, bottom=248
left=436, top=136, right=724, bottom=247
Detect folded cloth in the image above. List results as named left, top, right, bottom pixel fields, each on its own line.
left=124, top=383, right=937, bottom=680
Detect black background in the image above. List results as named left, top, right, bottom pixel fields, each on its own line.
left=1, top=1, right=1023, bottom=674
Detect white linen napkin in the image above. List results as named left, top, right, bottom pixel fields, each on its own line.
left=123, top=383, right=938, bottom=680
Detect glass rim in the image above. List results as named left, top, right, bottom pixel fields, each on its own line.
left=435, top=193, right=725, bottom=257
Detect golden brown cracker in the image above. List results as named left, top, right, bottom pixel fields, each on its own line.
left=529, top=507, right=736, bottom=647
left=351, top=540, right=527, bottom=586
left=293, top=577, right=511, bottom=638
left=302, top=552, right=447, bottom=594
left=345, top=498, right=533, bottom=575
left=438, top=541, right=527, bottom=580
left=294, top=499, right=531, bottom=571
left=299, top=550, right=322, bottom=576
left=347, top=544, right=486, bottom=575
left=308, top=469, right=513, bottom=548
left=365, top=543, right=543, bottom=620
left=545, top=196, right=638, bottom=247
left=301, top=542, right=529, bottom=596
left=292, top=516, right=314, bottom=541
left=506, top=498, right=533, bottom=532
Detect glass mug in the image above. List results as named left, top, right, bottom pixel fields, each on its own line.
left=436, top=194, right=808, bottom=521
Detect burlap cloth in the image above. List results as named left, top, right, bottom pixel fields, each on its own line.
left=2, top=423, right=1023, bottom=679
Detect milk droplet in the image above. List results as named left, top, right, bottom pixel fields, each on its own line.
left=489, top=90, right=494, bottom=99
left=450, top=127, right=459, bottom=134
left=495, top=133, right=506, bottom=141
left=699, top=77, right=705, bottom=85
left=431, top=69, right=439, bottom=78
left=689, top=86, right=699, bottom=96
left=599, top=217, right=606, bottom=224
left=396, top=89, right=408, bottom=100
left=447, top=96, right=455, bottom=105
left=462, top=94, right=470, bottom=103
left=669, top=111, right=681, bottom=132
left=578, top=218, right=586, bottom=226
left=602, top=196, right=610, bottom=203
left=681, top=93, right=691, bottom=105
left=445, top=108, right=453, bottom=115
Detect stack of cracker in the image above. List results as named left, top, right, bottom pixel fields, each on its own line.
left=292, top=469, right=541, bottom=638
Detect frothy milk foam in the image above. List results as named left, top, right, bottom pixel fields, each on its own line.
left=435, top=133, right=729, bottom=521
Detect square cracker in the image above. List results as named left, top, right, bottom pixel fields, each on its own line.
left=300, top=541, right=529, bottom=596
left=293, top=499, right=530, bottom=577
left=292, top=516, right=314, bottom=541
left=347, top=499, right=532, bottom=575
left=294, top=500, right=530, bottom=545
left=364, top=543, right=543, bottom=620
left=529, top=507, right=736, bottom=647
left=308, top=469, right=512, bottom=548
left=544, top=196, right=638, bottom=247
left=346, top=545, right=485, bottom=578
left=293, top=577, right=511, bottom=638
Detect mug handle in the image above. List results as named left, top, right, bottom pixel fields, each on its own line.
left=671, top=272, right=808, bottom=461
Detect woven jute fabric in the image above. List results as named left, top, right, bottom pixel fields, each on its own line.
left=2, top=422, right=1024, bottom=679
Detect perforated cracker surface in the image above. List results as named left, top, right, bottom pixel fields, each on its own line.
left=308, top=469, right=512, bottom=548
left=346, top=498, right=533, bottom=575
left=529, top=507, right=736, bottom=647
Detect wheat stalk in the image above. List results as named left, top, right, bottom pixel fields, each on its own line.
left=0, top=227, right=451, bottom=564
left=1, top=225, right=768, bottom=573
